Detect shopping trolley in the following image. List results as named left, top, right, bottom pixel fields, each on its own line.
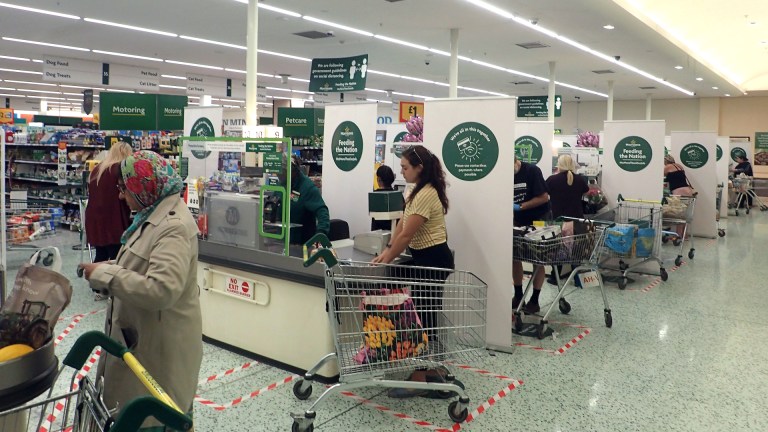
left=0, top=331, right=193, bottom=432
left=512, top=219, right=612, bottom=339
left=661, top=195, right=697, bottom=267
left=598, top=196, right=666, bottom=289
left=716, top=183, right=726, bottom=238
left=291, top=235, right=487, bottom=432
left=76, top=198, right=93, bottom=278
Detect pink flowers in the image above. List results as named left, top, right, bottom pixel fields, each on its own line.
left=577, top=131, right=600, bottom=148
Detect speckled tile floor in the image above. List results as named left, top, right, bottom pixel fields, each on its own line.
left=4, top=213, right=768, bottom=431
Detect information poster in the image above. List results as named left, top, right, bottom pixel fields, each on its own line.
left=602, top=120, right=665, bottom=205
left=309, top=55, right=368, bottom=92
left=672, top=131, right=717, bottom=238
left=754, top=132, right=768, bottom=165
left=515, top=121, right=554, bottom=176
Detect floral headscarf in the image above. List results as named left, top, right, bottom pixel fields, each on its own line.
left=120, top=151, right=183, bottom=244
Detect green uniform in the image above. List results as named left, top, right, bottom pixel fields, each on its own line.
left=290, top=172, right=330, bottom=243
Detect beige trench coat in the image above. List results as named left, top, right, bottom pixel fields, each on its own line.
left=90, top=195, right=202, bottom=425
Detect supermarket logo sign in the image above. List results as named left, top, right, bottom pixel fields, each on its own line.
left=163, top=107, right=183, bottom=117
left=285, top=117, right=307, bottom=125
left=113, top=105, right=146, bottom=117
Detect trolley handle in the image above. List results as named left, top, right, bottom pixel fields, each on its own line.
left=110, top=396, right=192, bottom=432
left=617, top=194, right=662, bottom=205
left=303, top=233, right=339, bottom=268
left=63, top=330, right=127, bottom=369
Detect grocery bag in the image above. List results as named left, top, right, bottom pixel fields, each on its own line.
left=604, top=224, right=636, bottom=255
left=635, top=228, right=656, bottom=257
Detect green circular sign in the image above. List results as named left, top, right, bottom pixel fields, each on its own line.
left=614, top=136, right=653, bottom=172
left=393, top=143, right=408, bottom=158
left=716, top=145, right=723, bottom=161
left=393, top=132, right=408, bottom=143
left=190, top=117, right=214, bottom=160
left=514, top=135, right=543, bottom=164
left=331, top=121, right=363, bottom=171
left=730, top=147, right=746, bottom=163
left=562, top=143, right=571, bottom=148
left=680, top=143, right=709, bottom=169
left=442, top=122, right=499, bottom=181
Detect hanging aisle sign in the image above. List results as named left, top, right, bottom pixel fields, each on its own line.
left=517, top=95, right=562, bottom=118
left=186, top=74, right=228, bottom=97
left=309, top=54, right=368, bottom=92
left=43, top=56, right=102, bottom=86
left=672, top=132, right=717, bottom=238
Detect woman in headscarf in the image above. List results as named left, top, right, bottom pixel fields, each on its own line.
left=80, top=151, right=202, bottom=429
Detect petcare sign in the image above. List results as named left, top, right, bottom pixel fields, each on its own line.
left=225, top=276, right=256, bottom=300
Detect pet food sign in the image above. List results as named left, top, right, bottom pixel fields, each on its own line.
left=226, top=276, right=255, bottom=300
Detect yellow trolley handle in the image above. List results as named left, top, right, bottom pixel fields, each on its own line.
left=617, top=194, right=662, bottom=205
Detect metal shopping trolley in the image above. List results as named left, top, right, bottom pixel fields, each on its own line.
left=661, top=195, right=697, bottom=266
left=728, top=176, right=768, bottom=215
left=512, top=219, right=612, bottom=339
left=291, top=235, right=488, bottom=432
left=716, top=183, right=726, bottom=238
left=0, top=331, right=193, bottom=432
left=76, top=198, right=93, bottom=278
left=599, top=196, right=666, bottom=289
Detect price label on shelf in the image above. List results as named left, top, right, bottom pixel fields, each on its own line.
left=57, top=143, right=67, bottom=186
left=399, top=101, right=424, bottom=123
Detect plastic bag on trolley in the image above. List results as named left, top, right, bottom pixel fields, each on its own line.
left=604, top=224, right=637, bottom=255
left=353, top=288, right=429, bottom=365
left=635, top=228, right=656, bottom=258
left=662, top=195, right=688, bottom=219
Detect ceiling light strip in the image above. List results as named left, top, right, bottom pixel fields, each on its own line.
left=0, top=2, right=80, bottom=19
left=0, top=55, right=31, bottom=62
left=303, top=16, right=374, bottom=37
left=0, top=68, right=42, bottom=75
left=164, top=59, right=223, bottom=70
left=84, top=18, right=178, bottom=37
left=257, top=3, right=301, bottom=18
left=2, top=37, right=90, bottom=52
left=180, top=35, right=246, bottom=50
left=92, top=50, right=163, bottom=62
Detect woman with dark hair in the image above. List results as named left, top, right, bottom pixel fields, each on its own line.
left=371, top=164, right=399, bottom=231
left=372, top=145, right=455, bottom=398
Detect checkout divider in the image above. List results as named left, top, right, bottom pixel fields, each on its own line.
left=671, top=131, right=717, bottom=238
left=717, top=136, right=730, bottom=218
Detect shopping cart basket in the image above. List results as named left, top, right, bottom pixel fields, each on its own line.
left=76, top=198, right=93, bottom=278
left=0, top=331, right=193, bottom=432
left=512, top=219, right=612, bottom=339
left=598, top=196, right=666, bottom=289
left=291, top=234, right=487, bottom=431
left=716, top=183, right=726, bottom=238
left=661, top=195, right=697, bottom=267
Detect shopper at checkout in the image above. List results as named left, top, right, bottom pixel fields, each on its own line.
left=513, top=156, right=551, bottom=313
left=371, top=164, right=398, bottom=231
left=664, top=155, right=695, bottom=237
left=288, top=155, right=330, bottom=244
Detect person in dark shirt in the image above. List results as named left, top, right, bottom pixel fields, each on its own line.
left=730, top=156, right=754, bottom=207
left=371, top=165, right=399, bottom=231
left=513, top=158, right=550, bottom=314
left=547, top=155, right=589, bottom=219
left=289, top=155, right=330, bottom=243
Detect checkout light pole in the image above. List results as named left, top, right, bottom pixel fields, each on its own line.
left=246, top=0, right=259, bottom=128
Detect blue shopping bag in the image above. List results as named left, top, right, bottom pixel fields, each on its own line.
left=605, top=224, right=636, bottom=255
left=635, top=228, right=655, bottom=257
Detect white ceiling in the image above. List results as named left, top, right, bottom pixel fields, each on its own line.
left=0, top=0, right=765, bottom=113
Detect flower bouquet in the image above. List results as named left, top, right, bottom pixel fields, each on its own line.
left=583, top=184, right=607, bottom=215
left=576, top=131, right=600, bottom=148
left=401, top=115, right=423, bottom=143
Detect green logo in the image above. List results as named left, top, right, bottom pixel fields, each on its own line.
left=331, top=121, right=363, bottom=171
left=442, top=122, right=499, bottom=181
left=614, top=136, right=653, bottom=172
left=730, top=147, right=746, bottom=163
left=189, top=117, right=215, bottom=160
left=514, top=135, right=543, bottom=164
left=680, top=143, right=709, bottom=169
left=716, top=145, right=723, bottom=161
left=393, top=132, right=408, bottom=143
left=562, top=143, right=571, bottom=148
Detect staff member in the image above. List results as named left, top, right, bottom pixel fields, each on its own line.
left=513, top=157, right=550, bottom=313
left=289, top=155, right=330, bottom=243
left=372, top=164, right=398, bottom=231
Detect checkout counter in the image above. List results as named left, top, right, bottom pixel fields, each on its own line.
left=197, top=188, right=402, bottom=381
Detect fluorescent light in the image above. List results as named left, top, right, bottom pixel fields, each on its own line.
left=555, top=81, right=609, bottom=98
left=257, top=3, right=301, bottom=17
left=303, top=16, right=373, bottom=37
left=0, top=2, right=80, bottom=19
left=456, top=86, right=507, bottom=97
left=288, top=77, right=310, bottom=83
left=265, top=87, right=293, bottom=93
left=696, top=77, right=704, bottom=81
left=225, top=68, right=246, bottom=74
left=2, top=37, right=89, bottom=52
left=463, top=0, right=514, bottom=18
left=5, top=80, right=57, bottom=86
left=674, top=65, right=684, bottom=70
left=712, top=86, right=719, bottom=90
left=258, top=49, right=311, bottom=62
left=258, top=72, right=276, bottom=78
left=188, top=102, right=199, bottom=106
left=0, top=87, right=17, bottom=91
left=725, top=94, right=731, bottom=97
left=603, top=24, right=615, bottom=30
left=159, top=84, right=186, bottom=89
left=374, top=35, right=428, bottom=50
left=428, top=48, right=451, bottom=56
left=0, top=68, right=41, bottom=75
left=161, top=74, right=186, bottom=80
left=92, top=50, right=163, bottom=62
left=0, top=93, right=22, bottom=97
left=215, top=98, right=245, bottom=103
left=179, top=35, right=246, bottom=50
left=165, top=59, right=223, bottom=70
left=0, top=55, right=30, bottom=62
left=16, top=88, right=63, bottom=94
left=367, top=69, right=400, bottom=78
left=27, top=96, right=66, bottom=100
left=365, top=88, right=388, bottom=93
left=31, top=59, right=43, bottom=63
left=106, top=89, right=134, bottom=93
left=84, top=18, right=177, bottom=37
left=60, top=84, right=104, bottom=90
left=62, top=92, right=84, bottom=96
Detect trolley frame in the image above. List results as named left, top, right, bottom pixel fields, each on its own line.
left=661, top=195, right=697, bottom=267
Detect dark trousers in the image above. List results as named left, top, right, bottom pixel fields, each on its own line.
left=407, top=243, right=454, bottom=342
left=94, top=244, right=122, bottom=263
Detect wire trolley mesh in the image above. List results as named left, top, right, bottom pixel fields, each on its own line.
left=513, top=229, right=605, bottom=267
left=598, top=201, right=663, bottom=260
left=325, top=262, right=487, bottom=380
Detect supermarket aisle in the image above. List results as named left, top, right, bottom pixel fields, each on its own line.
left=9, top=214, right=768, bottom=431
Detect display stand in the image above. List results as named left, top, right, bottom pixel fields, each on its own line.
left=671, top=131, right=717, bottom=238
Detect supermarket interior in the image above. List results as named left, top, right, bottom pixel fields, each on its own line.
left=1, top=0, right=768, bottom=431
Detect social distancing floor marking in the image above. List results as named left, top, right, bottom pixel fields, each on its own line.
left=194, top=360, right=296, bottom=411
left=513, top=321, right=592, bottom=355
left=38, top=348, right=102, bottom=432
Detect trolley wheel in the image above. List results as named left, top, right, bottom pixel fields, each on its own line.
left=292, top=421, right=314, bottom=432
left=618, top=277, right=628, bottom=290
left=673, top=238, right=682, bottom=247
left=688, top=249, right=695, bottom=259
left=77, top=266, right=85, bottom=278
left=558, top=298, right=571, bottom=315
left=660, top=268, right=669, bottom=281
left=761, top=206, right=768, bottom=212
left=675, top=256, right=683, bottom=267
left=536, top=321, right=547, bottom=340
left=619, top=261, right=628, bottom=271
left=514, top=313, right=524, bottom=332
left=718, top=229, right=726, bottom=237
left=448, top=400, right=469, bottom=423
left=293, top=380, right=313, bottom=400
left=662, top=236, right=669, bottom=244
left=42, top=254, right=54, bottom=267
left=605, top=310, right=613, bottom=328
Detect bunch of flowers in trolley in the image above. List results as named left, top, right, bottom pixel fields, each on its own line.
left=576, top=130, right=600, bottom=148
left=353, top=288, right=429, bottom=364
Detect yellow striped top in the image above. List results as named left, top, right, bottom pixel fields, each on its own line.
left=404, top=184, right=447, bottom=250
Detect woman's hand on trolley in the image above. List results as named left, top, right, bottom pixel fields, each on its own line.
left=78, top=262, right=103, bottom=280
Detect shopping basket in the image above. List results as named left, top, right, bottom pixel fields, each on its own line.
left=0, top=331, right=193, bottom=432
left=290, top=234, right=487, bottom=431
left=512, top=219, right=612, bottom=339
